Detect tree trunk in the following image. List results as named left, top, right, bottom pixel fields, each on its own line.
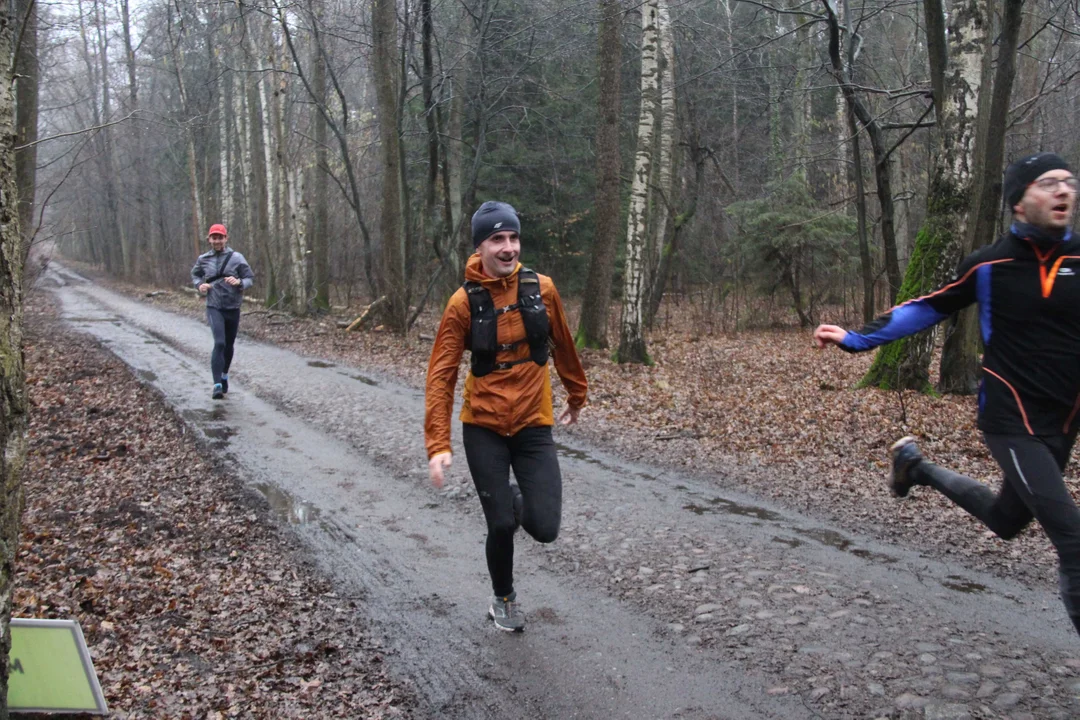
left=235, top=69, right=257, bottom=271
left=823, top=0, right=902, bottom=301
left=576, top=0, right=623, bottom=349
left=445, top=70, right=465, bottom=280
left=617, top=0, right=660, bottom=365
left=14, top=0, right=37, bottom=265
left=120, top=0, right=144, bottom=277
left=167, top=5, right=204, bottom=260
left=311, top=1, right=330, bottom=310
left=646, top=0, right=676, bottom=317
left=372, top=0, right=408, bottom=331
left=861, top=0, right=987, bottom=391
left=939, top=0, right=1024, bottom=394
left=420, top=0, right=439, bottom=254
left=219, top=63, right=233, bottom=232
left=0, top=0, right=28, bottom=706
left=848, top=107, right=874, bottom=322
left=647, top=136, right=705, bottom=327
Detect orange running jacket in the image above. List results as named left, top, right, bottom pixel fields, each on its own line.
left=424, top=254, right=588, bottom=458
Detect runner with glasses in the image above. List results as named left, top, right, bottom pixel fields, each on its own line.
left=815, top=152, right=1080, bottom=638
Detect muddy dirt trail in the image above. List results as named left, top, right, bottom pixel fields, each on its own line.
left=42, top=263, right=1080, bottom=719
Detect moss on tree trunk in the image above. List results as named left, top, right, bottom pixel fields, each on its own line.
left=859, top=175, right=967, bottom=392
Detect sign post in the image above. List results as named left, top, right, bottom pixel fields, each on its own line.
left=7, top=618, right=108, bottom=715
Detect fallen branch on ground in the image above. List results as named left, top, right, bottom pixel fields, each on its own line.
left=345, top=296, right=388, bottom=332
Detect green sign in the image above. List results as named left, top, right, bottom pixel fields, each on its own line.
left=7, top=618, right=107, bottom=714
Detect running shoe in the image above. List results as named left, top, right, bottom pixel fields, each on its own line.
left=888, top=436, right=923, bottom=498
left=488, top=595, right=525, bottom=632
left=221, top=377, right=229, bottom=394
left=212, top=383, right=224, bottom=400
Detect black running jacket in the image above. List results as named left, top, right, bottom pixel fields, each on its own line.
left=840, top=225, right=1080, bottom=437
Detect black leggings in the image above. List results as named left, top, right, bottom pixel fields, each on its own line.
left=206, top=307, right=240, bottom=384
left=912, top=432, right=1080, bottom=635
left=463, top=423, right=562, bottom=598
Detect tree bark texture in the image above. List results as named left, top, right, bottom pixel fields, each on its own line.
left=0, top=0, right=28, bottom=708
left=939, top=0, right=1024, bottom=395
left=576, top=0, right=623, bottom=349
left=14, top=0, right=36, bottom=265
left=372, top=0, right=408, bottom=331
left=617, top=0, right=659, bottom=364
left=847, top=106, right=874, bottom=322
left=311, top=1, right=331, bottom=311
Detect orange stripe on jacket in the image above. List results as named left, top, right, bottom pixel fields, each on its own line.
left=983, top=368, right=1034, bottom=436
left=1064, top=393, right=1080, bottom=434
left=882, top=259, right=1013, bottom=315
left=1038, top=255, right=1080, bottom=298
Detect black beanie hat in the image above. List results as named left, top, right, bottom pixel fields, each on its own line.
left=471, top=201, right=521, bottom=248
left=1003, top=152, right=1071, bottom=210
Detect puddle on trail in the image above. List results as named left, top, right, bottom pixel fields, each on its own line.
left=850, top=548, right=898, bottom=564
left=771, top=536, right=803, bottom=548
left=351, top=374, right=379, bottom=386
left=683, top=497, right=781, bottom=521
left=65, top=316, right=121, bottom=323
left=203, top=426, right=237, bottom=448
left=182, top=407, right=228, bottom=422
left=793, top=527, right=898, bottom=565
left=254, top=482, right=321, bottom=525
left=557, top=442, right=656, bottom=482
left=796, top=527, right=852, bottom=551
left=145, top=329, right=174, bottom=345
left=137, top=369, right=158, bottom=382
left=308, top=360, right=335, bottom=368
left=942, top=576, right=988, bottom=594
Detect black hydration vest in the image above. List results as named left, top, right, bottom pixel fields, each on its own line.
left=464, top=268, right=550, bottom=377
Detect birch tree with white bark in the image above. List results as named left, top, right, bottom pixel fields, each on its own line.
left=618, top=0, right=661, bottom=364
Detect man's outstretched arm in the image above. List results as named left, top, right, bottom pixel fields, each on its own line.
left=816, top=253, right=989, bottom=352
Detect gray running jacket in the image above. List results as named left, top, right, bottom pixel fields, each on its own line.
left=190, top=247, right=255, bottom=310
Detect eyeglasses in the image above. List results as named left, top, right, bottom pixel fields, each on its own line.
left=1031, top=177, right=1080, bottom=193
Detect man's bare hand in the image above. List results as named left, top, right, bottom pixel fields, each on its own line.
left=813, top=324, right=848, bottom=349
left=428, top=452, right=453, bottom=489
left=224, top=276, right=241, bottom=286
left=558, top=405, right=580, bottom=426
left=198, top=283, right=212, bottom=294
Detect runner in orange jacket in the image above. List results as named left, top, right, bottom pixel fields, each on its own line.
left=425, top=201, right=588, bottom=632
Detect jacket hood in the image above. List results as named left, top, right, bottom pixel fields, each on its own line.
left=464, top=252, right=522, bottom=285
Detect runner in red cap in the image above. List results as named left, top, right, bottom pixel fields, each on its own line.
left=190, top=224, right=255, bottom=399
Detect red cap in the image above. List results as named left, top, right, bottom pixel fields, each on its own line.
left=207, top=223, right=228, bottom=238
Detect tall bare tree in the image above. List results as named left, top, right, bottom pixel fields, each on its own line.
left=372, top=0, right=408, bottom=331
left=938, top=0, right=1025, bottom=394
left=167, top=2, right=205, bottom=259
left=310, top=0, right=331, bottom=310
left=618, top=0, right=661, bottom=364
left=576, top=0, right=623, bottom=349
left=0, top=0, right=27, bottom=708
left=14, top=0, right=37, bottom=263
left=860, top=0, right=989, bottom=390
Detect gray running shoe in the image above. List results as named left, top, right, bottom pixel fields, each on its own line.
left=488, top=595, right=525, bottom=632
left=888, top=436, right=923, bottom=498
left=511, top=483, right=523, bottom=531
left=212, top=383, right=224, bottom=400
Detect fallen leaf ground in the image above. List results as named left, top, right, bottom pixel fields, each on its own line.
left=16, top=291, right=413, bottom=719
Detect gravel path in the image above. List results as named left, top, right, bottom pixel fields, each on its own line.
left=45, top=263, right=1080, bottom=719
